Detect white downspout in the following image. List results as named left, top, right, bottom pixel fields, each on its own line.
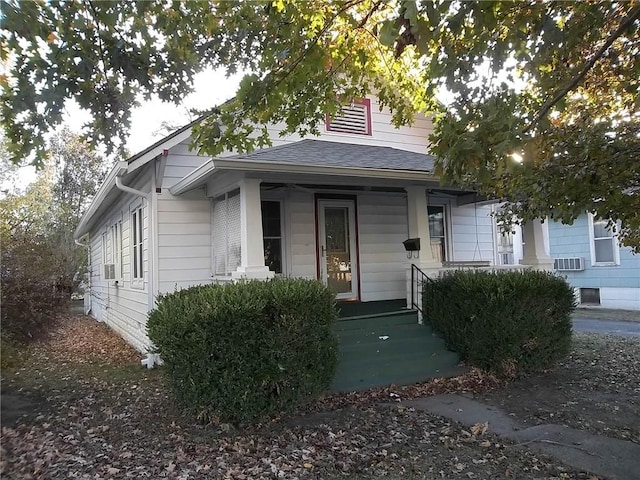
left=115, top=174, right=158, bottom=368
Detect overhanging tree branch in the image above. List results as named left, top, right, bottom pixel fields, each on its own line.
left=523, top=4, right=640, bottom=134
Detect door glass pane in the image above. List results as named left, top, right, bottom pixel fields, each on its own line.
left=325, top=207, right=352, bottom=295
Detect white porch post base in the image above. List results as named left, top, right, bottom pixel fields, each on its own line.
left=231, top=266, right=275, bottom=281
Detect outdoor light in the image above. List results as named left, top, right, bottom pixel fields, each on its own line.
left=511, top=152, right=524, bottom=164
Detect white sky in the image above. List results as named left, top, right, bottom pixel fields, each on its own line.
left=13, top=68, right=242, bottom=189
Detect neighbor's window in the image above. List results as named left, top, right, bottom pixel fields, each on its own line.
left=580, top=287, right=601, bottom=305
left=261, top=201, right=283, bottom=274
left=591, top=216, right=618, bottom=265
left=428, top=205, right=447, bottom=262
left=132, top=207, right=144, bottom=281
left=325, top=99, right=371, bottom=135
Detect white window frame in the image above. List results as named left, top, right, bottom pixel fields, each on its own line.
left=110, top=219, right=123, bottom=281
left=131, top=203, right=145, bottom=288
left=588, top=214, right=620, bottom=266
left=427, top=203, right=450, bottom=262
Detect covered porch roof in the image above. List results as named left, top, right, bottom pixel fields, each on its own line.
left=170, top=139, right=484, bottom=202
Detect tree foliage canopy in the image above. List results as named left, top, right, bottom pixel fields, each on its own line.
left=1, top=0, right=639, bottom=247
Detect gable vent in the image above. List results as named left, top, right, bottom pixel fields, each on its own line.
left=554, top=257, right=584, bottom=271
left=326, top=100, right=371, bottom=135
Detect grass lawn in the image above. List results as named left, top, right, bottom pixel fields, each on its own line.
left=2, top=314, right=637, bottom=479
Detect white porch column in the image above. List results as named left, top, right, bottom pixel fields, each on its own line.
left=232, top=178, right=275, bottom=280
left=405, top=186, right=441, bottom=269
left=520, top=218, right=554, bottom=271
left=405, top=186, right=442, bottom=312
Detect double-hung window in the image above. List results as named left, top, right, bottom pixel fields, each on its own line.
left=590, top=215, right=619, bottom=265
left=110, top=221, right=123, bottom=280
left=428, top=205, right=447, bottom=262
left=261, top=201, right=283, bottom=274
left=131, top=206, right=144, bottom=284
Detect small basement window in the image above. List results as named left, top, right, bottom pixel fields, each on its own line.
left=326, top=99, right=371, bottom=135
left=580, top=288, right=601, bottom=305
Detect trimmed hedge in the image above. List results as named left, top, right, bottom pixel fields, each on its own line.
left=147, top=278, right=339, bottom=424
left=424, top=270, right=575, bottom=378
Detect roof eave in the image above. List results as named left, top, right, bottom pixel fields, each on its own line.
left=127, top=127, right=195, bottom=173
left=170, top=158, right=438, bottom=196
left=74, top=161, right=128, bottom=239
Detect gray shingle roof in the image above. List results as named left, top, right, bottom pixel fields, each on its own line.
left=232, top=139, right=435, bottom=172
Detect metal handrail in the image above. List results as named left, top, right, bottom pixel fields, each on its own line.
left=411, top=264, right=435, bottom=319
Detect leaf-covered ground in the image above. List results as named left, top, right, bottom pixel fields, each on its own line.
left=476, top=333, right=640, bottom=444
left=0, top=314, right=621, bottom=479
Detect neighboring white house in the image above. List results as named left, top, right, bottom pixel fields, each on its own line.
left=75, top=96, right=553, bottom=353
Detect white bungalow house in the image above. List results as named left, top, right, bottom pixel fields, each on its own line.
left=74, top=96, right=553, bottom=353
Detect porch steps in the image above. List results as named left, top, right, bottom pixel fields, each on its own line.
left=330, top=309, right=462, bottom=393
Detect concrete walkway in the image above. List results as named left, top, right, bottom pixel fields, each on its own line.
left=407, top=394, right=640, bottom=480
left=573, top=317, right=640, bottom=337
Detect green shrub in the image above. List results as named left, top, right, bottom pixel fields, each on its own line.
left=147, top=278, right=339, bottom=424
left=424, top=270, right=575, bottom=378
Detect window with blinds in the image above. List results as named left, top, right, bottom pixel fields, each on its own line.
left=212, top=189, right=241, bottom=275
left=326, top=99, right=371, bottom=135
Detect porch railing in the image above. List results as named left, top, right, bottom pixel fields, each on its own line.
left=410, top=264, right=435, bottom=321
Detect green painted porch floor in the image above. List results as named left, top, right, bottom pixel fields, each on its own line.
left=337, top=299, right=408, bottom=319
left=330, top=307, right=463, bottom=393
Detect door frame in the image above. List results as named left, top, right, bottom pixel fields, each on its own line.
left=315, top=194, right=361, bottom=301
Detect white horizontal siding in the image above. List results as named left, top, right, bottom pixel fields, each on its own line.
left=265, top=96, right=433, bottom=155
left=287, top=191, right=317, bottom=279
left=87, top=171, right=152, bottom=352
left=357, top=193, right=408, bottom=301
left=450, top=204, right=496, bottom=263
left=156, top=190, right=213, bottom=294
left=599, top=288, right=640, bottom=310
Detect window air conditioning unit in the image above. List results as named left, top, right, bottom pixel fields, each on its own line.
left=104, top=264, right=116, bottom=280
left=554, top=257, right=584, bottom=271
